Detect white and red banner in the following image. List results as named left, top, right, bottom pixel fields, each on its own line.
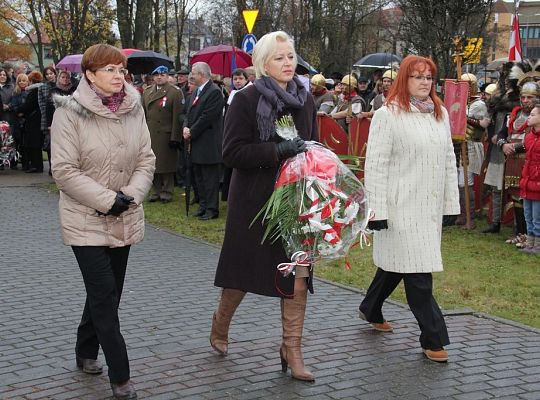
left=509, top=12, right=522, bottom=62
left=444, top=80, right=470, bottom=141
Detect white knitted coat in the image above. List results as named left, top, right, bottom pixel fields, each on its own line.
left=365, top=104, right=460, bottom=273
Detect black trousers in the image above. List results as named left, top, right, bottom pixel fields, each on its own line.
left=193, top=163, right=220, bottom=215
left=72, top=246, right=131, bottom=383
left=359, top=268, right=449, bottom=350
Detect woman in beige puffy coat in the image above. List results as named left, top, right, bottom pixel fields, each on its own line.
left=51, top=44, right=155, bottom=400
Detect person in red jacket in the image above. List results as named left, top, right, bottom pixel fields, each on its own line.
left=521, top=104, right=540, bottom=254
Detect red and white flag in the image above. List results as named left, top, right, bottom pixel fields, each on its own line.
left=509, top=12, right=522, bottom=62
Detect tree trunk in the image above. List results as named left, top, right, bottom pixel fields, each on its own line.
left=117, top=0, right=134, bottom=48
left=134, top=0, right=152, bottom=49
left=153, top=0, right=160, bottom=51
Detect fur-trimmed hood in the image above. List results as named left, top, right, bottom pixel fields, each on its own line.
left=53, top=77, right=142, bottom=120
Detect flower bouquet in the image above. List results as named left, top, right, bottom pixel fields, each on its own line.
left=0, top=121, right=18, bottom=167
left=253, top=120, right=371, bottom=276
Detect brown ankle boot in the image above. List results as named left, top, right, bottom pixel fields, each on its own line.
left=210, top=288, right=245, bottom=355
left=280, top=287, right=315, bottom=382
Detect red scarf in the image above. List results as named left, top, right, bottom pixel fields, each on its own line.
left=90, top=83, right=126, bottom=113
left=343, top=90, right=358, bottom=101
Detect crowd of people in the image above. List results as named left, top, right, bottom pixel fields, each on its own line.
left=1, top=34, right=539, bottom=400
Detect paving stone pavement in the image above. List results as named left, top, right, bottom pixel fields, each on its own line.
left=1, top=177, right=539, bottom=399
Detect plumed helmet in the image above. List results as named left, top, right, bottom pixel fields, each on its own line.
left=460, top=73, right=477, bottom=83
left=310, top=74, right=326, bottom=88
left=341, top=74, right=357, bottom=89
left=382, top=69, right=397, bottom=80
left=484, top=83, right=497, bottom=95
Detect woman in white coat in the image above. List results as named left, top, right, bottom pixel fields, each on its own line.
left=359, top=55, right=459, bottom=363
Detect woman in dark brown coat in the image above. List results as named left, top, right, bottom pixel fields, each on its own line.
left=211, top=31, right=318, bottom=381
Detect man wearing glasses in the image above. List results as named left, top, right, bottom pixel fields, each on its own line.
left=142, top=65, right=184, bottom=203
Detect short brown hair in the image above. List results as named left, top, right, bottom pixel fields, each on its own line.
left=81, top=44, right=126, bottom=74
left=28, top=71, right=43, bottom=84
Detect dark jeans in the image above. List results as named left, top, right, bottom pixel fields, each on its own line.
left=72, top=246, right=131, bottom=383
left=360, top=268, right=449, bottom=350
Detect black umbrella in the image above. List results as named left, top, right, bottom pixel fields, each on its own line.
left=353, top=52, right=401, bottom=68
left=127, top=51, right=174, bottom=74
left=296, top=55, right=318, bottom=75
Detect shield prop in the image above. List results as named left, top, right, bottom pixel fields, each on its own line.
left=317, top=115, right=348, bottom=155
left=348, top=118, right=370, bottom=180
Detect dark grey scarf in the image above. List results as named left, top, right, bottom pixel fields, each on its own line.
left=253, top=75, right=307, bottom=141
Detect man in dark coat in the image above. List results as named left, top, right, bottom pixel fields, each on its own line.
left=183, top=62, right=224, bottom=220
left=143, top=65, right=184, bottom=203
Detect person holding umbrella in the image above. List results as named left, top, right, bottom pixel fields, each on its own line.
left=211, top=31, right=318, bottom=381
left=142, top=65, right=184, bottom=203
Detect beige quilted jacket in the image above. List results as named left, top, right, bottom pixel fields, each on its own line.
left=51, top=78, right=155, bottom=247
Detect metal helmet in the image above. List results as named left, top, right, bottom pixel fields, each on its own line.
left=310, top=74, right=326, bottom=89
left=460, top=73, right=477, bottom=83
left=382, top=69, right=397, bottom=80
left=461, top=73, right=478, bottom=95
left=484, top=83, right=497, bottom=96
left=521, top=81, right=540, bottom=97
left=341, top=74, right=357, bottom=91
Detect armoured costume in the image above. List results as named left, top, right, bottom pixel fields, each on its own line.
left=330, top=74, right=364, bottom=132
left=496, top=60, right=540, bottom=241
left=310, top=74, right=336, bottom=114
left=456, top=73, right=489, bottom=228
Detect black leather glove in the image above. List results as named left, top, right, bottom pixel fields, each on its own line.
left=107, top=191, right=134, bottom=216
left=276, top=136, right=307, bottom=160
left=368, top=220, right=388, bottom=231
left=168, top=140, right=181, bottom=149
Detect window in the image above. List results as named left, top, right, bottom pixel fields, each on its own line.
left=189, top=38, right=201, bottom=51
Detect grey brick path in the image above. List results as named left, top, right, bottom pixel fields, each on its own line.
left=1, top=179, right=539, bottom=399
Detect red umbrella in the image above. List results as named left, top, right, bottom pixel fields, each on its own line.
left=190, top=45, right=251, bottom=77
left=121, top=48, right=142, bottom=56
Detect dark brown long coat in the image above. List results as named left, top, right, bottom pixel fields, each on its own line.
left=142, top=82, right=183, bottom=173
left=214, top=84, right=318, bottom=298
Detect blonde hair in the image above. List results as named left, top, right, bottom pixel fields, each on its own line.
left=14, top=73, right=28, bottom=94
left=252, top=31, right=297, bottom=79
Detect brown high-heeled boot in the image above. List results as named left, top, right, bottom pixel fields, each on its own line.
left=210, top=288, right=245, bottom=355
left=280, top=286, right=314, bottom=382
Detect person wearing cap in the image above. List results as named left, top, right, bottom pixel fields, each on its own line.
left=454, top=73, right=490, bottom=229
left=176, top=67, right=190, bottom=96
left=370, top=69, right=397, bottom=112
left=328, top=74, right=364, bottom=131
left=167, top=69, right=177, bottom=84
left=142, top=65, right=184, bottom=203
left=310, top=73, right=336, bottom=114
left=357, top=75, right=375, bottom=110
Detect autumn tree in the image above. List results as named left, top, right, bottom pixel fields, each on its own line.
left=395, top=0, right=495, bottom=78
left=0, top=19, right=32, bottom=61
left=42, top=0, right=116, bottom=59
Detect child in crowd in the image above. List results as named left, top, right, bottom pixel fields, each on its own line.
left=521, top=104, right=540, bottom=254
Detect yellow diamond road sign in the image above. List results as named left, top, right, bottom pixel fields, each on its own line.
left=242, top=10, right=259, bottom=34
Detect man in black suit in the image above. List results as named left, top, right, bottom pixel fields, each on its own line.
left=183, top=62, right=224, bottom=220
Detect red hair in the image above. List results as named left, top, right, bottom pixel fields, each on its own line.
left=385, top=55, right=444, bottom=121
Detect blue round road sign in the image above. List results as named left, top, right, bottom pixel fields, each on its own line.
left=242, top=34, right=257, bottom=55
